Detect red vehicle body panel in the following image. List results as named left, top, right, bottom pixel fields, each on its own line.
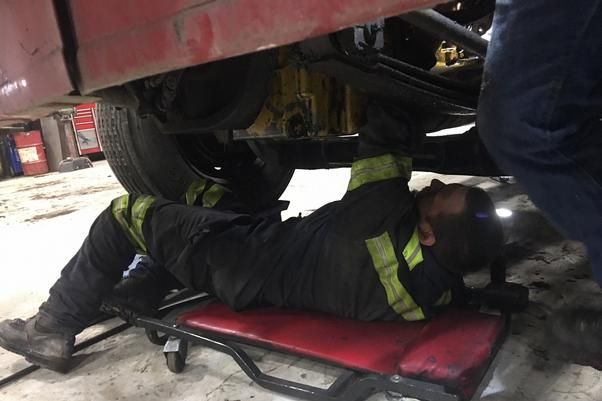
left=0, top=0, right=75, bottom=123
left=0, top=0, right=445, bottom=122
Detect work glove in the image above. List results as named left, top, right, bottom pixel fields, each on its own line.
left=357, top=103, right=424, bottom=158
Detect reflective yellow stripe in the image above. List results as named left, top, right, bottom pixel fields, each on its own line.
left=131, top=195, right=156, bottom=253
left=110, top=194, right=155, bottom=254
left=365, top=232, right=425, bottom=321
left=347, top=154, right=412, bottom=192
left=402, top=227, right=424, bottom=271
left=396, top=156, right=412, bottom=180
left=111, top=195, right=145, bottom=253
left=202, top=184, right=227, bottom=208
left=435, top=290, right=453, bottom=306
left=185, top=179, right=207, bottom=206
left=111, top=195, right=129, bottom=231
left=402, top=306, right=425, bottom=321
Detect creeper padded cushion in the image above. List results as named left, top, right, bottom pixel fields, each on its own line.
left=177, top=303, right=505, bottom=399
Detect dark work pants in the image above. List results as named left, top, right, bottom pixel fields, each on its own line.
left=477, top=0, right=602, bottom=284
left=37, top=200, right=250, bottom=334
left=38, top=208, right=137, bottom=333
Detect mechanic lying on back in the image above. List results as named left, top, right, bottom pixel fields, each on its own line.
left=0, top=105, right=503, bottom=373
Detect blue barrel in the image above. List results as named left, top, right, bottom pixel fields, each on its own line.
left=1, top=134, right=23, bottom=176
left=8, top=135, right=23, bottom=176
left=0, top=136, right=8, bottom=178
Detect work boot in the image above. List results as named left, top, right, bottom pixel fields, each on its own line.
left=0, top=315, right=75, bottom=373
left=548, top=307, right=602, bottom=370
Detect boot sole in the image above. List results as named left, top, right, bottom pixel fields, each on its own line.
left=0, top=335, right=71, bottom=373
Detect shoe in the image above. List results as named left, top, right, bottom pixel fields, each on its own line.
left=0, top=316, right=74, bottom=373
left=548, top=307, right=602, bottom=370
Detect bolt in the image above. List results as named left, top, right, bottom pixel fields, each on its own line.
left=390, top=375, right=402, bottom=383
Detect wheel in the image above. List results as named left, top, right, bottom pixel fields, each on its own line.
left=97, top=103, right=294, bottom=211
left=164, top=338, right=188, bottom=373
left=145, top=329, right=169, bottom=346
left=166, top=351, right=186, bottom=373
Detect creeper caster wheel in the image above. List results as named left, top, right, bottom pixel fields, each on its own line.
left=163, top=336, right=188, bottom=373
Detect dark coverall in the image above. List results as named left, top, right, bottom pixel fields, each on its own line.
left=38, top=122, right=464, bottom=334
left=112, top=175, right=258, bottom=303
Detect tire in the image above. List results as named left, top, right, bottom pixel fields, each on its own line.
left=97, top=103, right=294, bottom=210
left=145, top=329, right=169, bottom=346
left=165, top=351, right=186, bottom=373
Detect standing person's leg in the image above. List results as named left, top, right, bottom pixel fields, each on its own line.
left=478, top=0, right=602, bottom=283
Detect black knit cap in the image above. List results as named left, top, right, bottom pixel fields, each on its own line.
left=430, top=187, right=504, bottom=274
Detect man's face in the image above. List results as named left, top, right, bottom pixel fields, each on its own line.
left=416, top=179, right=469, bottom=220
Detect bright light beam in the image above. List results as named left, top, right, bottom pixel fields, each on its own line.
left=496, top=208, right=513, bottom=218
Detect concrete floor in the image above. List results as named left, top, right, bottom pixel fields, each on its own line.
left=0, top=161, right=601, bottom=401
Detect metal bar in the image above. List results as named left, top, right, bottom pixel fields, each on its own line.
left=0, top=365, right=39, bottom=389
left=308, top=59, right=477, bottom=115
left=0, top=322, right=130, bottom=390
left=138, top=317, right=336, bottom=399
left=374, top=62, right=476, bottom=104
left=326, top=371, right=359, bottom=395
left=375, top=54, right=479, bottom=94
left=157, top=292, right=212, bottom=313
left=0, top=290, right=207, bottom=388
left=74, top=322, right=131, bottom=352
left=399, top=9, right=488, bottom=58
left=137, top=316, right=460, bottom=401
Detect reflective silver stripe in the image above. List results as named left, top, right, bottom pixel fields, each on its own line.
left=185, top=179, right=207, bottom=206
left=131, top=195, right=156, bottom=253
left=365, top=232, right=425, bottom=320
left=406, top=244, right=421, bottom=267
left=402, top=227, right=424, bottom=271
left=110, top=194, right=155, bottom=254
left=348, top=154, right=412, bottom=191
left=202, top=184, right=228, bottom=208
left=111, top=195, right=144, bottom=253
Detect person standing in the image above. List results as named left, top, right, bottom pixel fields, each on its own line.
left=477, top=0, right=602, bottom=361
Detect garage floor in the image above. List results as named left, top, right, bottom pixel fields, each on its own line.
left=0, top=161, right=600, bottom=401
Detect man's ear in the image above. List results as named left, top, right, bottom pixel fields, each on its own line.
left=418, top=220, right=436, bottom=246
